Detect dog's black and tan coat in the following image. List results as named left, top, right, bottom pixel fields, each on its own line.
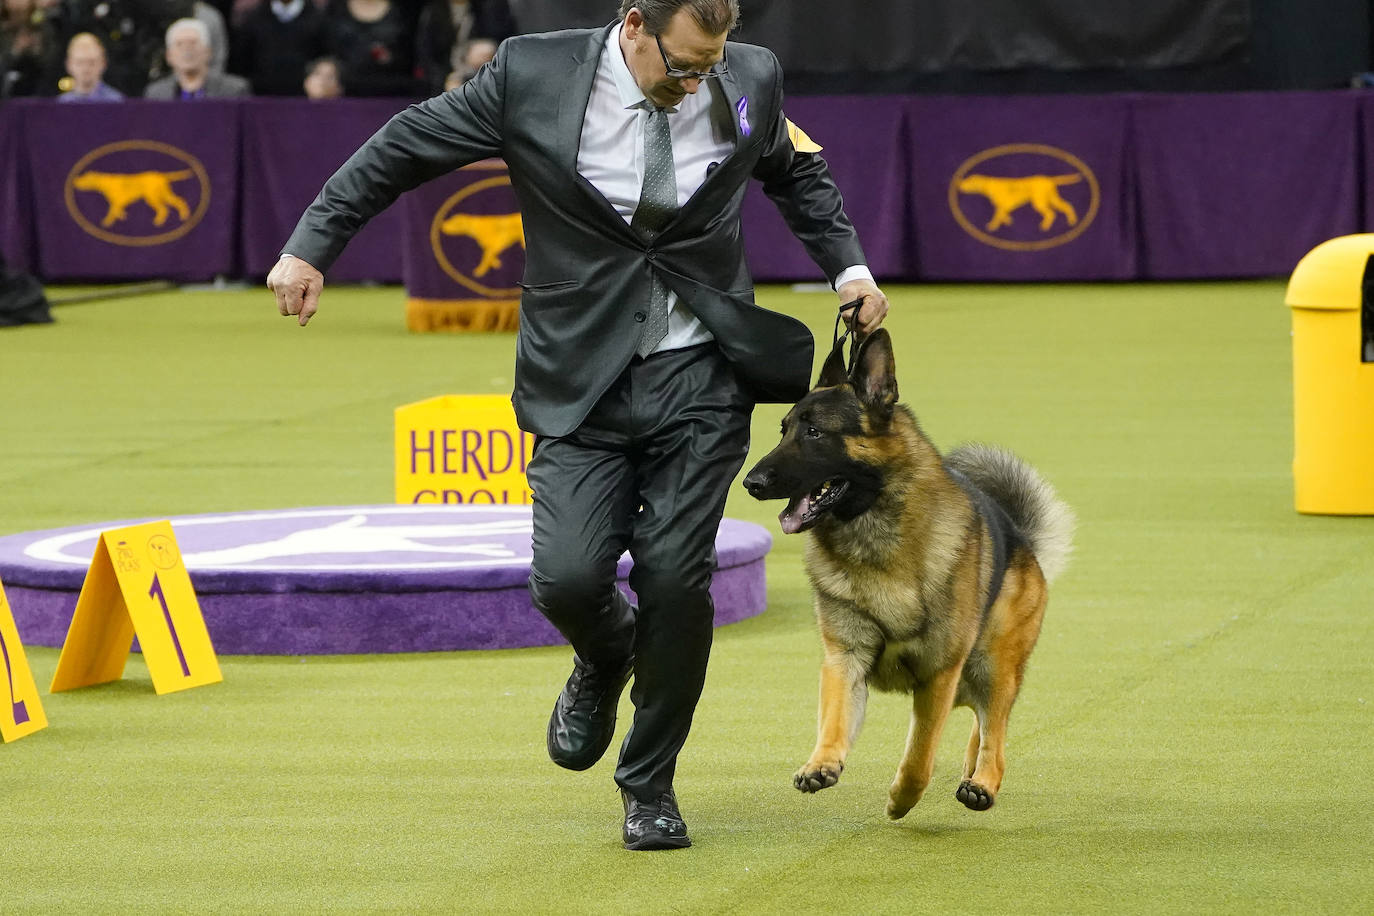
left=744, top=329, right=1074, bottom=818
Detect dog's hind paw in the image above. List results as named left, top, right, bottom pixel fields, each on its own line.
left=956, top=780, right=994, bottom=811
left=793, top=763, right=842, bottom=793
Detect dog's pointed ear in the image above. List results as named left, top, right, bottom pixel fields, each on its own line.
left=852, top=329, right=898, bottom=414
left=815, top=339, right=849, bottom=389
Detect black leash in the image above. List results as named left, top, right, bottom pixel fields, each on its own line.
left=831, top=297, right=865, bottom=376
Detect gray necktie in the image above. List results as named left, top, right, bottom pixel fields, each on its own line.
left=631, top=104, right=677, bottom=358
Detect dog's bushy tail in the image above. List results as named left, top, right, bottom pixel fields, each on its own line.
left=945, top=443, right=1076, bottom=584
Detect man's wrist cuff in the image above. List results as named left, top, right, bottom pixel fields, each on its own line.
left=833, top=264, right=874, bottom=291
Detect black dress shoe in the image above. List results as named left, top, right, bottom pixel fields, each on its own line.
left=621, top=788, right=691, bottom=850
left=546, top=654, right=633, bottom=771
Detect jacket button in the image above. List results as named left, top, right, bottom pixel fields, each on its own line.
left=633, top=311, right=646, bottom=322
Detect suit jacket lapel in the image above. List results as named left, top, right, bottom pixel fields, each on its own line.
left=556, top=23, right=641, bottom=244
left=715, top=67, right=750, bottom=148
left=554, top=26, right=607, bottom=175
left=668, top=71, right=751, bottom=234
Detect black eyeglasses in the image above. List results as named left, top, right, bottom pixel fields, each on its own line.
left=654, top=34, right=728, bottom=81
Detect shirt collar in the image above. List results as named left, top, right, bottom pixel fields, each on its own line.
left=605, top=22, right=675, bottom=113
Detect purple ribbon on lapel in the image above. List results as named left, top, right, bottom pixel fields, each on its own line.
left=736, top=96, right=750, bottom=137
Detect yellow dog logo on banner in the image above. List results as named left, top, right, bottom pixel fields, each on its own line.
left=71, top=169, right=196, bottom=228
left=957, top=173, right=1082, bottom=232
left=64, top=140, right=211, bottom=247
left=949, top=144, right=1099, bottom=252
left=439, top=211, right=525, bottom=278
left=429, top=162, right=524, bottom=298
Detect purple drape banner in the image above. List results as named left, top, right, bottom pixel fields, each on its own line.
left=401, top=161, right=524, bottom=300
left=905, top=95, right=1135, bottom=281
left=2, top=92, right=1373, bottom=284
left=24, top=100, right=239, bottom=280
left=240, top=98, right=411, bottom=283
left=1132, top=92, right=1359, bottom=279
left=399, top=160, right=524, bottom=330
left=741, top=96, right=915, bottom=282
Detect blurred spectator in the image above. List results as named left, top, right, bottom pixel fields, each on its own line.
left=301, top=52, right=339, bottom=97
left=440, top=34, right=490, bottom=90
left=57, top=30, right=123, bottom=100
left=324, top=0, right=419, bottom=98
left=1, top=0, right=61, bottom=97
left=230, top=0, right=326, bottom=94
left=45, top=0, right=179, bottom=97
left=192, top=0, right=228, bottom=72
left=143, top=16, right=248, bottom=97
left=415, top=0, right=510, bottom=95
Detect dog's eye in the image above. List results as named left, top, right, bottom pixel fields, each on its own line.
left=805, top=425, right=821, bottom=439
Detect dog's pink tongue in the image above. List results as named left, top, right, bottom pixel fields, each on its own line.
left=779, top=495, right=810, bottom=535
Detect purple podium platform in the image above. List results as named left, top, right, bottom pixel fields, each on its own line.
left=0, top=506, right=772, bottom=655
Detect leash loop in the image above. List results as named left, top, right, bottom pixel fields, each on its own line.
left=832, top=297, right=865, bottom=376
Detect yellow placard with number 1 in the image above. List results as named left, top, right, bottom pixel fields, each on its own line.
left=0, top=577, right=47, bottom=742
left=51, top=521, right=222, bottom=695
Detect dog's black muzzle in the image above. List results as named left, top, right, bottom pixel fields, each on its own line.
left=742, top=466, right=771, bottom=499
left=742, top=460, right=786, bottom=500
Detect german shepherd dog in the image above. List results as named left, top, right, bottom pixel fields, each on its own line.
left=743, top=328, right=1074, bottom=819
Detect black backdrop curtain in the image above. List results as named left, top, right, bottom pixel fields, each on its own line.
left=505, top=0, right=1369, bottom=93
left=732, top=0, right=1248, bottom=74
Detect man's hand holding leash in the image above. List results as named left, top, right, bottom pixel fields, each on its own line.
left=268, top=255, right=325, bottom=327
left=837, top=277, right=889, bottom=334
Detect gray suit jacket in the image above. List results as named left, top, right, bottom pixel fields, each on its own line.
left=285, top=25, right=868, bottom=437
left=143, top=72, right=251, bottom=99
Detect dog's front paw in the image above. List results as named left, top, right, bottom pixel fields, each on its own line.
left=793, top=761, right=843, bottom=793
left=885, top=798, right=913, bottom=820
left=955, top=779, right=994, bottom=811
left=886, top=782, right=923, bottom=819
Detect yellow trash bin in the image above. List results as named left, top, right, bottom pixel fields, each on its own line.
left=1285, top=234, right=1374, bottom=515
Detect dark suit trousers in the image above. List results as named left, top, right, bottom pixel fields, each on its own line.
left=526, top=343, right=752, bottom=799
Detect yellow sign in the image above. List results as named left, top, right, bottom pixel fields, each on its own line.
left=0, top=578, right=47, bottom=743
left=50, top=521, right=222, bottom=695
left=395, top=394, right=535, bottom=505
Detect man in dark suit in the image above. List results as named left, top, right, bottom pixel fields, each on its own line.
left=268, top=0, right=888, bottom=850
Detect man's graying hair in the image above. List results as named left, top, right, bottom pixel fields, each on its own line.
left=619, top=0, right=740, bottom=35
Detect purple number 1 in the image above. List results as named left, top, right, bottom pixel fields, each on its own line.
left=0, top=630, right=29, bottom=725
left=149, top=574, right=191, bottom=678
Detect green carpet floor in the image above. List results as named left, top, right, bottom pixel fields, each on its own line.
left=1, top=280, right=1371, bottom=913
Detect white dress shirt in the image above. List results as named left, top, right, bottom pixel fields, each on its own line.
left=577, top=25, right=872, bottom=355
